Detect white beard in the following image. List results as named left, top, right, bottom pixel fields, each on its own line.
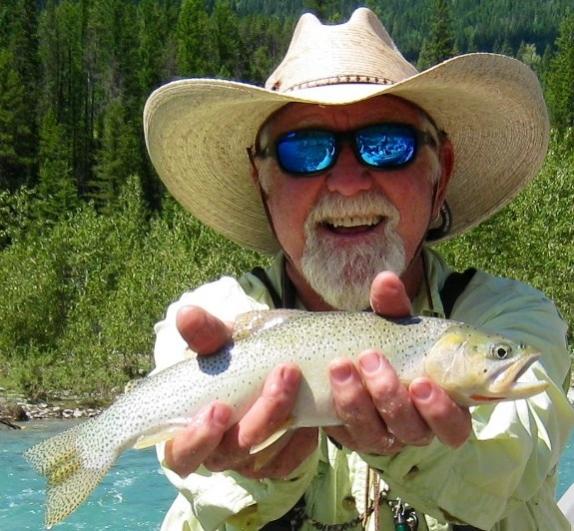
left=300, top=191, right=406, bottom=310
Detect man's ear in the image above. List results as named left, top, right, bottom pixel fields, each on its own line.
left=433, top=136, right=454, bottom=218
left=247, top=147, right=271, bottom=201
left=247, top=146, right=267, bottom=195
left=247, top=146, right=259, bottom=184
left=250, top=161, right=259, bottom=186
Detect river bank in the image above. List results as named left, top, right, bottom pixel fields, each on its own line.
left=0, top=387, right=105, bottom=427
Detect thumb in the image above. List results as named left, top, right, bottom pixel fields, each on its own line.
left=176, top=305, right=232, bottom=355
left=369, top=271, right=412, bottom=318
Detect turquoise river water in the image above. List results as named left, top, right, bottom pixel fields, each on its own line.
left=2, top=419, right=574, bottom=530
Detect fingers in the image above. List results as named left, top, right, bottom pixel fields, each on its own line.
left=236, top=363, right=301, bottom=448
left=367, top=273, right=472, bottom=451
left=327, top=351, right=472, bottom=454
left=165, top=364, right=315, bottom=480
left=170, top=308, right=315, bottom=479
left=176, top=305, right=232, bottom=354
left=410, top=378, right=472, bottom=448
left=358, top=351, right=432, bottom=445
left=164, top=402, right=233, bottom=478
left=327, top=358, right=403, bottom=454
left=204, top=364, right=317, bottom=478
left=238, top=428, right=318, bottom=479
left=328, top=351, right=463, bottom=455
left=369, top=271, right=412, bottom=317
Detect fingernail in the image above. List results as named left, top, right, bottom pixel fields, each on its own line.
left=281, top=365, right=300, bottom=390
left=411, top=381, right=432, bottom=400
left=210, top=404, right=231, bottom=427
left=359, top=352, right=381, bottom=374
left=331, top=363, right=352, bottom=383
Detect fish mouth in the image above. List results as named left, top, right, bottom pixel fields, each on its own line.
left=320, top=214, right=386, bottom=236
left=471, top=353, right=548, bottom=402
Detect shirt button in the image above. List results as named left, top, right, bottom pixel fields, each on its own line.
left=342, top=496, right=356, bottom=511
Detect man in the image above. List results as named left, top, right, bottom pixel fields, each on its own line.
left=144, top=8, right=573, bottom=530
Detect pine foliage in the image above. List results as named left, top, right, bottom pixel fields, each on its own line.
left=417, top=0, right=456, bottom=69
left=0, top=0, right=572, bottom=397
left=1, top=0, right=39, bottom=187
left=546, top=12, right=574, bottom=132
left=176, top=0, right=217, bottom=76
left=2, top=0, right=572, bottom=206
left=0, top=48, right=29, bottom=190
left=37, top=109, right=78, bottom=224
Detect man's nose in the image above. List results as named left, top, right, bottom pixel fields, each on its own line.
left=326, top=144, right=372, bottom=196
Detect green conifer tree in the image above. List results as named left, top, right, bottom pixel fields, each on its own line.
left=91, top=99, right=142, bottom=212
left=0, top=4, right=9, bottom=48
left=138, top=0, right=168, bottom=94
left=546, top=12, right=574, bottom=131
left=302, top=0, right=340, bottom=22
left=540, top=44, right=553, bottom=90
left=39, top=0, right=91, bottom=196
left=417, top=0, right=456, bottom=70
left=37, top=110, right=78, bottom=223
left=136, top=0, right=172, bottom=210
left=0, top=0, right=39, bottom=189
left=176, top=0, right=218, bottom=76
left=497, top=38, right=514, bottom=57
left=212, top=0, right=241, bottom=78
left=87, top=0, right=145, bottom=209
left=517, top=41, right=541, bottom=76
left=0, top=48, right=30, bottom=191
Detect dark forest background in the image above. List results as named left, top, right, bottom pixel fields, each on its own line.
left=0, top=0, right=572, bottom=401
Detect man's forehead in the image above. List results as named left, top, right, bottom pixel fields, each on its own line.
left=261, top=94, right=435, bottom=137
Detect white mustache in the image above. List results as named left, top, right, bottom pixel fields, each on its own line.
left=306, top=191, right=401, bottom=227
left=301, top=191, right=406, bottom=310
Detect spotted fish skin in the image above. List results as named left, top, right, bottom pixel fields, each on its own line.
left=24, top=309, right=546, bottom=528
left=235, top=311, right=453, bottom=426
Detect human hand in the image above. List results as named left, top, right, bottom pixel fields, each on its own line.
left=324, top=271, right=472, bottom=455
left=164, top=305, right=318, bottom=479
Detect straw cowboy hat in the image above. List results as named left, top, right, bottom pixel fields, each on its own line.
left=143, top=7, right=549, bottom=254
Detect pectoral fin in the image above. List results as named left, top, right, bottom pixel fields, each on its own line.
left=249, top=418, right=294, bottom=455
left=132, top=424, right=187, bottom=449
left=248, top=419, right=295, bottom=471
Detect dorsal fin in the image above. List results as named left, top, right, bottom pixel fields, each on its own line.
left=232, top=310, right=306, bottom=341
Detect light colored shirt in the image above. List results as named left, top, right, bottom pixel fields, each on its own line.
left=153, top=248, right=574, bottom=530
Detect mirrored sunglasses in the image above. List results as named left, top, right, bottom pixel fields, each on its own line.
left=265, top=123, right=437, bottom=176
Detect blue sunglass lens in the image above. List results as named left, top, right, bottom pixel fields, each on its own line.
left=274, top=125, right=419, bottom=175
left=276, top=131, right=336, bottom=174
left=356, top=125, right=416, bottom=168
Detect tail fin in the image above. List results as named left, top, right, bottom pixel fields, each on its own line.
left=24, top=421, right=114, bottom=529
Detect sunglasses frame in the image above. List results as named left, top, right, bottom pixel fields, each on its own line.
left=255, top=122, right=439, bottom=177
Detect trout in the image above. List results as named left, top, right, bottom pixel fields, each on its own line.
left=24, top=309, right=547, bottom=528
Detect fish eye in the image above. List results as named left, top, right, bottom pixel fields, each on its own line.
left=491, top=343, right=512, bottom=360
